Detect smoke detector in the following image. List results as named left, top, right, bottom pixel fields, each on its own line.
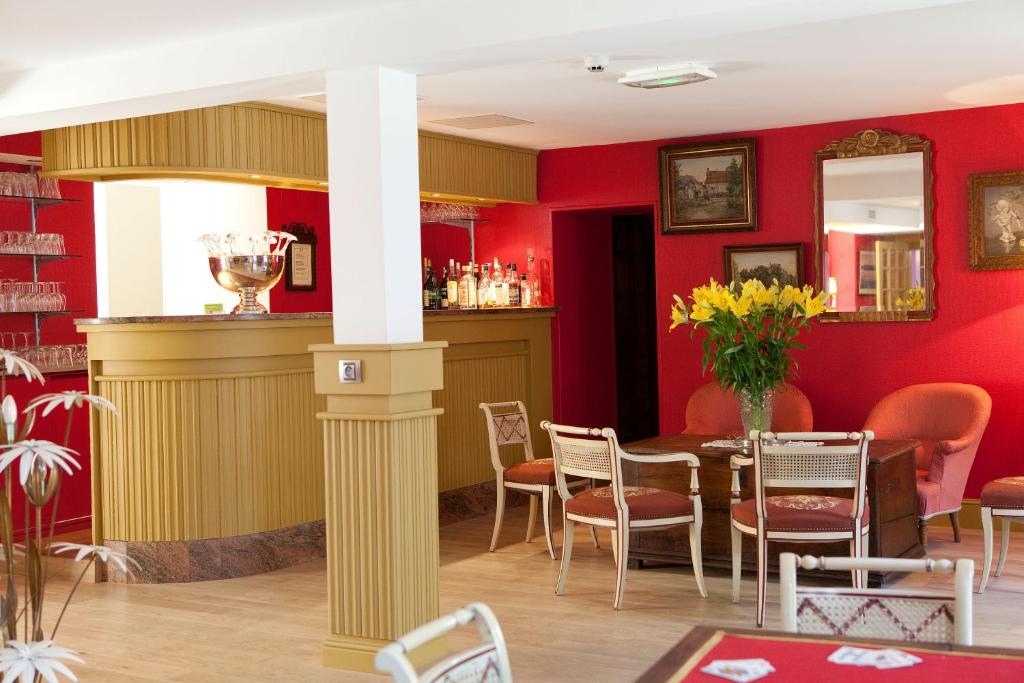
left=584, top=55, right=609, bottom=73
left=618, top=63, right=716, bottom=89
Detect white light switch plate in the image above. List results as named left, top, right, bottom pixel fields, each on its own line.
left=339, top=360, right=362, bottom=383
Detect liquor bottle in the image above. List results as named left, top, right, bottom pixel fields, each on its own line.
left=525, top=253, right=541, bottom=307
left=422, top=258, right=439, bottom=310
left=461, top=265, right=478, bottom=309
left=492, top=258, right=506, bottom=307
left=508, top=264, right=520, bottom=306
left=439, top=266, right=449, bottom=309
left=520, top=274, right=531, bottom=307
left=478, top=263, right=491, bottom=307
left=446, top=259, right=459, bottom=310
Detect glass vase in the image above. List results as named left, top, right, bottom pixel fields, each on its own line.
left=739, top=387, right=774, bottom=436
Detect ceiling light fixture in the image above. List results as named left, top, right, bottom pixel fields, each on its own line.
left=618, top=62, right=716, bottom=89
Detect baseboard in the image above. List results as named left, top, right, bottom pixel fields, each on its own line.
left=14, top=514, right=91, bottom=542
left=438, top=480, right=528, bottom=527
left=927, top=499, right=981, bottom=530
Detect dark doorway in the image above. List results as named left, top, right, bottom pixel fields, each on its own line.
left=611, top=213, right=659, bottom=442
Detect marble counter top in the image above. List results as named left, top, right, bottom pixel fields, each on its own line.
left=77, top=307, right=557, bottom=325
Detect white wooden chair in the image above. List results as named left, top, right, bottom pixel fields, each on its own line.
left=375, top=602, right=512, bottom=682
left=780, top=553, right=974, bottom=645
left=730, top=430, right=873, bottom=626
left=480, top=401, right=591, bottom=559
left=978, top=476, right=1024, bottom=593
left=542, top=420, right=707, bottom=609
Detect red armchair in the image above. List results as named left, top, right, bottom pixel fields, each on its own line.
left=682, top=381, right=814, bottom=434
left=863, top=383, right=992, bottom=546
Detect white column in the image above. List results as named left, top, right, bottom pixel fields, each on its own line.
left=325, top=66, right=422, bottom=344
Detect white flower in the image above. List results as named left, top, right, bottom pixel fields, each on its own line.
left=0, top=640, right=82, bottom=683
left=1, top=397, right=15, bottom=427
left=48, top=543, right=139, bottom=575
left=25, top=392, right=117, bottom=417
left=0, top=441, right=80, bottom=486
left=0, top=352, right=43, bottom=384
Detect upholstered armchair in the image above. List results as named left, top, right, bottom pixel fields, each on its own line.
left=682, top=381, right=813, bottom=434
left=863, top=383, right=992, bottom=546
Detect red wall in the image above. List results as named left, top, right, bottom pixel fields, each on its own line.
left=482, top=101, right=1024, bottom=498
left=0, top=132, right=96, bottom=534
left=267, top=187, right=333, bottom=313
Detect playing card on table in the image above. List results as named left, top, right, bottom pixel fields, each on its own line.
left=827, top=646, right=878, bottom=666
left=700, top=658, right=775, bottom=682
left=871, top=648, right=922, bottom=669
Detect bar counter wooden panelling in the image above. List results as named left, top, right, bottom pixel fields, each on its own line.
left=76, top=308, right=556, bottom=580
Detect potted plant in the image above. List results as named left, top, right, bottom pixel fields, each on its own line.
left=0, top=350, right=124, bottom=682
left=669, top=278, right=827, bottom=433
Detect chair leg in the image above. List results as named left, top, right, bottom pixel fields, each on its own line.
left=997, top=517, right=1011, bottom=577
left=610, top=528, right=619, bottom=565
left=731, top=523, right=742, bottom=604
left=555, top=515, right=574, bottom=595
left=755, top=535, right=768, bottom=627
left=918, top=518, right=928, bottom=547
left=613, top=523, right=630, bottom=610
left=489, top=483, right=506, bottom=552
left=980, top=507, right=993, bottom=593
left=850, top=531, right=866, bottom=588
left=589, top=527, right=600, bottom=548
left=688, top=523, right=708, bottom=598
left=541, top=486, right=557, bottom=561
left=950, top=511, right=961, bottom=543
left=525, top=494, right=538, bottom=543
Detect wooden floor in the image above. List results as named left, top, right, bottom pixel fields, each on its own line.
left=49, top=508, right=1024, bottom=682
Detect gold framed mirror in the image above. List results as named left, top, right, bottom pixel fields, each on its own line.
left=814, top=129, right=934, bottom=322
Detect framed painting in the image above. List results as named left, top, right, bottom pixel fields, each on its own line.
left=969, top=170, right=1024, bottom=270
left=858, top=249, right=876, bottom=294
left=660, top=138, right=757, bottom=234
left=283, top=221, right=318, bottom=291
left=723, top=242, right=804, bottom=288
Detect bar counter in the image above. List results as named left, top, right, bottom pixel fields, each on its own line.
left=77, top=307, right=556, bottom=581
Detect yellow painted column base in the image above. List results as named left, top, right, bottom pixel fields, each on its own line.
left=313, top=342, right=446, bottom=674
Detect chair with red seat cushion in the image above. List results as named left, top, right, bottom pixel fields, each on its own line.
left=542, top=421, right=707, bottom=609
left=978, top=476, right=1024, bottom=593
left=682, top=381, right=813, bottom=434
left=863, top=383, right=992, bottom=546
left=731, top=430, right=873, bottom=627
left=480, top=401, right=594, bottom=560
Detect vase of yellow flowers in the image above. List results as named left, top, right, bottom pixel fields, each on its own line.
left=669, top=278, right=827, bottom=434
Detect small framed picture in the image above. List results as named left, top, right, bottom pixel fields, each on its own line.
left=969, top=170, right=1024, bottom=270
left=660, top=138, right=757, bottom=234
left=858, top=250, right=877, bottom=294
left=284, top=222, right=317, bottom=291
left=724, top=242, right=804, bottom=287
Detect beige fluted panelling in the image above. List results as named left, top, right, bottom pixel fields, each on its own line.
left=42, top=104, right=538, bottom=203
left=424, top=309, right=555, bottom=492
left=77, top=315, right=333, bottom=543
left=418, top=131, right=537, bottom=204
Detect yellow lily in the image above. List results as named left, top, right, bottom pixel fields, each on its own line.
left=728, top=293, right=753, bottom=318
left=669, top=294, right=689, bottom=330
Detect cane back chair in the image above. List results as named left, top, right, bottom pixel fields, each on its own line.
left=480, top=401, right=591, bottom=559
left=542, top=420, right=707, bottom=609
left=780, top=553, right=974, bottom=646
left=731, top=431, right=873, bottom=626
left=375, top=602, right=512, bottom=682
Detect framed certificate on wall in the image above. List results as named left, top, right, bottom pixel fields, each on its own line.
left=284, top=222, right=318, bottom=291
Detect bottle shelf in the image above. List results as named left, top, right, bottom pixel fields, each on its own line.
left=0, top=309, right=83, bottom=318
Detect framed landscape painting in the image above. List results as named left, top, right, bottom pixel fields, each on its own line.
left=660, top=138, right=757, bottom=234
left=969, top=169, right=1024, bottom=270
left=724, top=242, right=804, bottom=288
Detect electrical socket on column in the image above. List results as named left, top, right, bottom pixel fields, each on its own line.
left=339, top=360, right=362, bottom=383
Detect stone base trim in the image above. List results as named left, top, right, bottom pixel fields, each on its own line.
left=438, top=479, right=529, bottom=527
left=103, top=519, right=326, bottom=583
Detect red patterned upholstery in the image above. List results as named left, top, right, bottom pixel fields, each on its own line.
left=864, top=383, right=991, bottom=519
left=981, top=477, right=1024, bottom=509
left=731, top=495, right=869, bottom=532
left=566, top=486, right=693, bottom=520
left=682, top=381, right=813, bottom=434
left=503, top=458, right=558, bottom=485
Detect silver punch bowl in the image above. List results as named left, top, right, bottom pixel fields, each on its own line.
left=208, top=255, right=285, bottom=314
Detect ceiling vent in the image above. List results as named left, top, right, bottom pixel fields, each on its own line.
left=428, top=114, right=533, bottom=130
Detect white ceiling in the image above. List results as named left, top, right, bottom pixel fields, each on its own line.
left=2, top=0, right=1018, bottom=151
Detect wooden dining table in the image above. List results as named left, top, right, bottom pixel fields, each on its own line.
left=621, top=434, right=923, bottom=586
left=635, top=625, right=1024, bottom=682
